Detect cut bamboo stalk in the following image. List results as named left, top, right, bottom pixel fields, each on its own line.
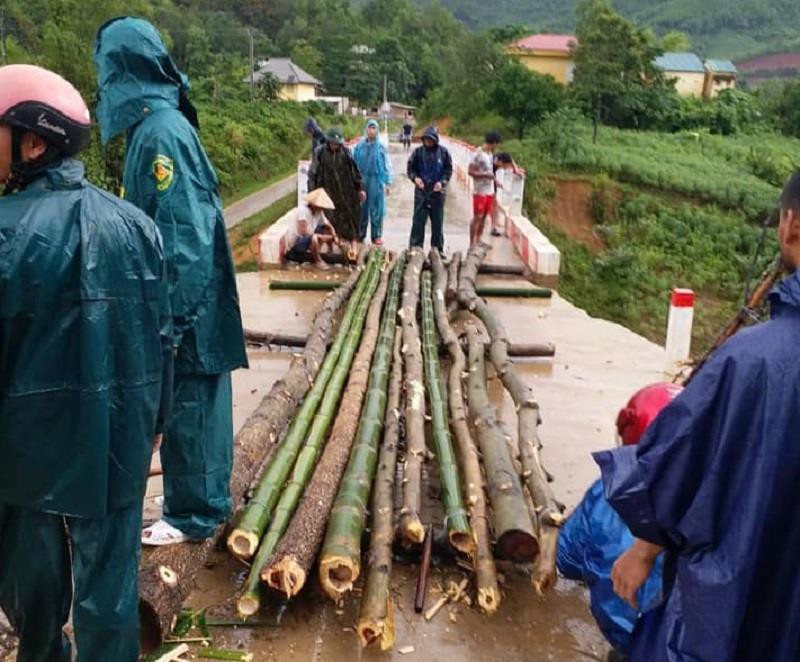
left=477, top=264, right=526, bottom=276
left=421, top=271, right=473, bottom=554
left=430, top=250, right=500, bottom=614
left=356, top=327, right=403, bottom=650
left=237, top=253, right=385, bottom=615
left=475, top=285, right=552, bottom=299
left=259, top=256, right=401, bottom=603
left=269, top=280, right=341, bottom=291
left=317, top=255, right=407, bottom=601
left=227, top=252, right=381, bottom=561
left=461, top=246, right=563, bottom=592
left=465, top=324, right=538, bottom=563
left=397, top=248, right=427, bottom=545
left=138, top=250, right=368, bottom=649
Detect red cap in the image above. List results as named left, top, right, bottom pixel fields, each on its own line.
left=671, top=288, right=695, bottom=308
left=616, top=383, right=683, bottom=446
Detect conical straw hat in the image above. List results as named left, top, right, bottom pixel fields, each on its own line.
left=305, top=188, right=336, bottom=210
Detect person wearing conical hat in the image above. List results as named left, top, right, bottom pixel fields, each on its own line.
left=282, top=188, right=340, bottom=268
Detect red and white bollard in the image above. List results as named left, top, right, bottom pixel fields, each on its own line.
left=664, top=288, right=695, bottom=380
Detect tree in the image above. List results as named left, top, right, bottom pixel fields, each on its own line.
left=290, top=40, right=323, bottom=79
left=777, top=81, right=800, bottom=138
left=660, top=30, right=691, bottom=52
left=491, top=59, right=562, bottom=138
left=572, top=0, right=677, bottom=132
left=486, top=24, right=532, bottom=45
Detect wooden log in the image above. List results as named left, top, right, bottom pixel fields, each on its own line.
left=237, top=255, right=386, bottom=616
left=317, top=255, right=407, bottom=601
left=465, top=324, right=538, bottom=563
left=356, top=327, right=403, bottom=649
left=414, top=526, right=434, bottom=614
left=397, top=248, right=427, bottom=545
left=446, top=252, right=461, bottom=316
left=430, top=250, right=500, bottom=614
left=269, top=280, right=342, bottom=291
left=508, top=343, right=555, bottom=358
left=137, top=251, right=369, bottom=650
left=461, top=246, right=563, bottom=593
left=260, top=256, right=399, bottom=601
left=243, top=329, right=309, bottom=348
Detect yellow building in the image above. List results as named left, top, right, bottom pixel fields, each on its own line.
left=251, top=58, right=322, bottom=102
left=505, top=34, right=577, bottom=84
left=704, top=60, right=738, bottom=98
left=654, top=53, right=707, bottom=97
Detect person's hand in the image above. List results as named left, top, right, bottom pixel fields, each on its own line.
left=433, top=182, right=443, bottom=193
left=414, top=177, right=425, bottom=190
left=495, top=178, right=504, bottom=190
left=153, top=433, right=164, bottom=453
left=359, top=190, right=367, bottom=204
left=385, top=186, right=391, bottom=196
left=611, top=539, right=662, bottom=609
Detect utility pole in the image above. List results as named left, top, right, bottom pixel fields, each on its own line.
left=1, top=8, right=8, bottom=66
left=249, top=28, right=255, bottom=102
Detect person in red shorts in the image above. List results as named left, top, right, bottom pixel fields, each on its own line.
left=468, top=131, right=501, bottom=247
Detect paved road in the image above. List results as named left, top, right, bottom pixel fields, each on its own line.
left=224, top=174, right=297, bottom=229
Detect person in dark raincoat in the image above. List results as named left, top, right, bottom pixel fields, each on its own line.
left=353, top=119, right=393, bottom=245
left=596, top=169, right=800, bottom=662
left=304, top=117, right=326, bottom=156
left=94, top=17, right=248, bottom=545
left=0, top=64, right=170, bottom=661
left=308, top=127, right=365, bottom=258
left=407, top=126, right=453, bottom=253
left=558, top=383, right=680, bottom=661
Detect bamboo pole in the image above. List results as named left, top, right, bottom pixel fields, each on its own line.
left=317, top=254, right=407, bottom=601
left=259, top=255, right=403, bottom=602
left=138, top=250, right=369, bottom=649
left=356, top=328, right=403, bottom=649
left=269, top=280, right=341, bottom=291
left=397, top=248, right=427, bottom=545
left=430, top=250, right=500, bottom=614
left=460, top=245, right=563, bottom=592
left=475, top=285, right=551, bottom=299
left=227, top=251, right=381, bottom=560
left=421, top=271, right=473, bottom=554
left=237, top=255, right=386, bottom=616
left=465, top=324, right=538, bottom=563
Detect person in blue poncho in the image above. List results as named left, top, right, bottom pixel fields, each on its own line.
left=558, top=383, right=681, bottom=661
left=597, top=169, right=800, bottom=662
left=0, top=65, right=170, bottom=661
left=353, top=119, right=393, bottom=246
left=94, top=17, right=248, bottom=546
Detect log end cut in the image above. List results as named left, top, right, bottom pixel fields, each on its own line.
left=263, top=557, right=307, bottom=599
left=532, top=525, right=560, bottom=595
left=399, top=513, right=425, bottom=546
left=497, top=529, right=540, bottom=564
left=319, top=555, right=360, bottom=602
left=477, top=587, right=502, bottom=616
left=227, top=529, right=260, bottom=561
left=236, top=591, right=261, bottom=618
left=449, top=530, right=476, bottom=557
left=357, top=599, right=396, bottom=650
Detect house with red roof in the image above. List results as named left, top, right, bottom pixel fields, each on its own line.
left=505, top=34, right=578, bottom=85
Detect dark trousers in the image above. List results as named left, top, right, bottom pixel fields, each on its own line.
left=162, top=371, right=233, bottom=539
left=0, top=502, right=143, bottom=661
left=410, top=192, right=445, bottom=252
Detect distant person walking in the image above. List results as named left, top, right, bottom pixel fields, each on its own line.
left=353, top=119, right=393, bottom=245
left=468, top=131, right=502, bottom=247
left=308, top=127, right=365, bottom=260
left=407, top=126, right=453, bottom=253
left=402, top=120, right=413, bottom=151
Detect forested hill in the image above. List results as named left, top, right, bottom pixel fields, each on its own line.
left=411, top=0, right=800, bottom=59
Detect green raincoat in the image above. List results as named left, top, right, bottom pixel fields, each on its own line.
left=0, top=158, right=169, bottom=661
left=95, top=17, right=247, bottom=539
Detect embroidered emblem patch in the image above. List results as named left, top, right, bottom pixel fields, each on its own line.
left=153, top=155, right=174, bottom=191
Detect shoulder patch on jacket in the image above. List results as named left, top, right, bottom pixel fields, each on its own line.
left=153, top=155, right=174, bottom=191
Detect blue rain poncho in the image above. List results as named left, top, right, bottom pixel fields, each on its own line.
left=353, top=119, right=393, bottom=241
left=558, top=478, right=663, bottom=653
left=595, top=269, right=800, bottom=662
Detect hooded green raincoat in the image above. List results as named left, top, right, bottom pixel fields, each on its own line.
left=0, top=157, right=169, bottom=661
left=95, top=17, right=247, bottom=538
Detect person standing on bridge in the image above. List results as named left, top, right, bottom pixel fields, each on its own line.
left=596, top=169, right=800, bottom=662
left=407, top=125, right=453, bottom=253
left=468, top=131, right=502, bottom=247
left=353, top=119, right=393, bottom=246
left=308, top=127, right=365, bottom=260
left=95, top=17, right=248, bottom=546
left=0, top=64, right=170, bottom=661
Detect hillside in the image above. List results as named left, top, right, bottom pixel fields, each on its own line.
left=417, top=0, right=800, bottom=60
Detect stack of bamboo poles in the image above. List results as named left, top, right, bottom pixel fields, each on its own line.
left=224, top=245, right=563, bottom=650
